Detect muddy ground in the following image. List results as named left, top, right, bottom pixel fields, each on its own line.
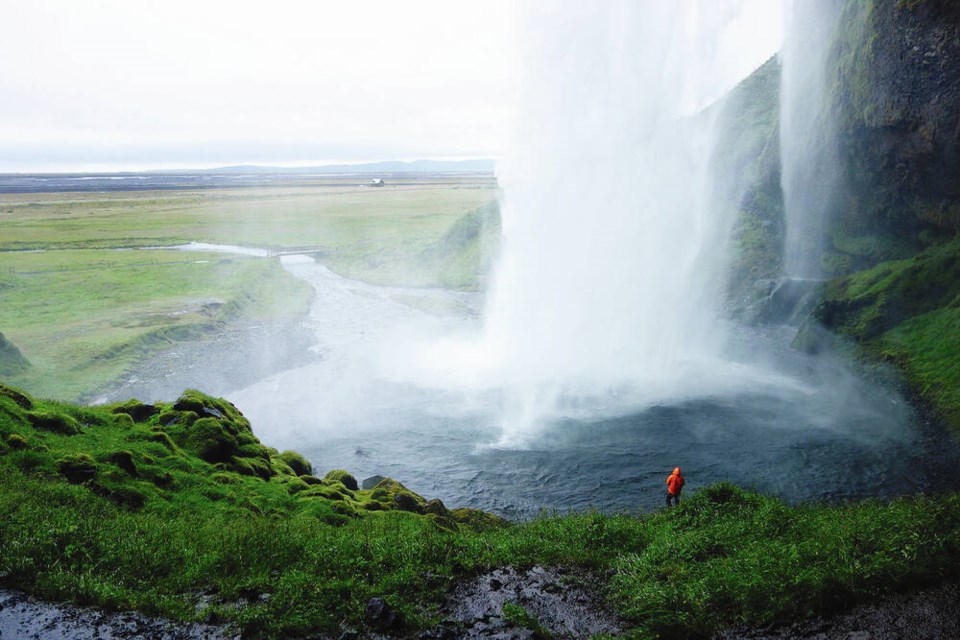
left=3, top=577, right=958, bottom=639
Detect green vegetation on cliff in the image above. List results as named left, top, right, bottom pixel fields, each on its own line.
left=815, top=235, right=960, bottom=430
left=1, top=383, right=958, bottom=638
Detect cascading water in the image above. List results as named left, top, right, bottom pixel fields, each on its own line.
left=473, top=1, right=784, bottom=437
left=217, top=0, right=960, bottom=517
left=780, top=0, right=843, bottom=278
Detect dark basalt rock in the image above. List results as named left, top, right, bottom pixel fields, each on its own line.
left=364, top=597, right=403, bottom=631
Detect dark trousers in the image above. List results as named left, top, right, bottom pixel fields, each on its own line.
left=666, top=492, right=681, bottom=507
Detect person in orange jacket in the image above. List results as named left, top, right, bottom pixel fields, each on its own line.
left=665, top=467, right=685, bottom=507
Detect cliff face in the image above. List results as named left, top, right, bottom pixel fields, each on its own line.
left=829, top=0, right=960, bottom=265
left=719, top=0, right=960, bottom=429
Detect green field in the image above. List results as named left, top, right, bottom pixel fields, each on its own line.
left=0, top=178, right=500, bottom=401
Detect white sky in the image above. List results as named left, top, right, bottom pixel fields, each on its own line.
left=0, top=1, right=782, bottom=172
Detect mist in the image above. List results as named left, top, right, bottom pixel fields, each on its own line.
left=87, top=2, right=958, bottom=516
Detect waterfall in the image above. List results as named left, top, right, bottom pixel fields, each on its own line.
left=473, top=1, right=783, bottom=437
left=780, top=0, right=843, bottom=278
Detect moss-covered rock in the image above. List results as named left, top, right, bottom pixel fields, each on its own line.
left=6, top=433, right=28, bottom=450
left=451, top=508, right=510, bottom=531
left=228, top=455, right=272, bottom=480
left=103, top=450, right=137, bottom=477
left=180, top=417, right=238, bottom=463
left=110, top=400, right=160, bottom=423
left=0, top=383, right=32, bottom=410
left=27, top=411, right=80, bottom=435
left=148, top=430, right=178, bottom=452
left=279, top=450, right=312, bottom=476
left=324, top=469, right=358, bottom=491
left=57, top=453, right=97, bottom=484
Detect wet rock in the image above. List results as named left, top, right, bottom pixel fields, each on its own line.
left=444, top=565, right=623, bottom=639
left=364, top=597, right=403, bottom=631
left=0, top=589, right=237, bottom=639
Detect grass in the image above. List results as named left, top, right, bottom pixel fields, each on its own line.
left=813, top=234, right=960, bottom=430
left=1, top=382, right=958, bottom=638
left=0, top=178, right=500, bottom=400
left=0, top=248, right=313, bottom=400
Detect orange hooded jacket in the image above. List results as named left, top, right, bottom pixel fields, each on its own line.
left=666, top=467, right=685, bottom=496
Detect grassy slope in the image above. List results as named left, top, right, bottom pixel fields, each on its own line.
left=0, top=182, right=499, bottom=400
left=1, top=383, right=958, bottom=638
left=814, top=235, right=960, bottom=431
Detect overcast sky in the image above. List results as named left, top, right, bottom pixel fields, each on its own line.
left=0, top=1, right=782, bottom=173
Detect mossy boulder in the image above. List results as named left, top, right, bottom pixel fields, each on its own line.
left=158, top=390, right=274, bottom=477
left=451, top=508, right=509, bottom=531
left=57, top=453, right=98, bottom=484
left=324, top=469, right=358, bottom=491
left=148, top=430, right=178, bottom=452
left=110, top=400, right=160, bottom=423
left=279, top=450, right=312, bottom=476
left=6, top=433, right=28, bottom=450
left=0, top=383, right=32, bottom=410
left=103, top=450, right=137, bottom=477
left=228, top=455, right=272, bottom=480
left=299, top=474, right=324, bottom=485
left=179, top=417, right=238, bottom=463
left=27, top=411, right=80, bottom=435
left=113, top=413, right=135, bottom=428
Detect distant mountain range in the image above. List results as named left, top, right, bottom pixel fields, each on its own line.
left=151, top=159, right=496, bottom=175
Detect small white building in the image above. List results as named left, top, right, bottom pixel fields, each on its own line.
left=368, top=178, right=385, bottom=187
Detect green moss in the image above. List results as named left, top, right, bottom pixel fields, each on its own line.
left=451, top=508, right=510, bottom=531
left=324, top=469, right=358, bottom=491
left=180, top=417, right=238, bottom=463
left=147, top=430, right=178, bottom=452
left=27, top=410, right=80, bottom=435
left=110, top=400, right=160, bottom=423
left=502, top=602, right=552, bottom=639
left=228, top=455, right=272, bottom=481
left=103, top=450, right=137, bottom=477
left=6, top=433, right=28, bottom=450
left=278, top=450, right=312, bottom=476
left=113, top=413, right=135, bottom=428
left=0, top=382, right=33, bottom=409
left=56, top=453, right=97, bottom=484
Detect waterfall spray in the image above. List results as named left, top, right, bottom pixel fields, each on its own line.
left=780, top=0, right=843, bottom=278
left=476, top=1, right=783, bottom=438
